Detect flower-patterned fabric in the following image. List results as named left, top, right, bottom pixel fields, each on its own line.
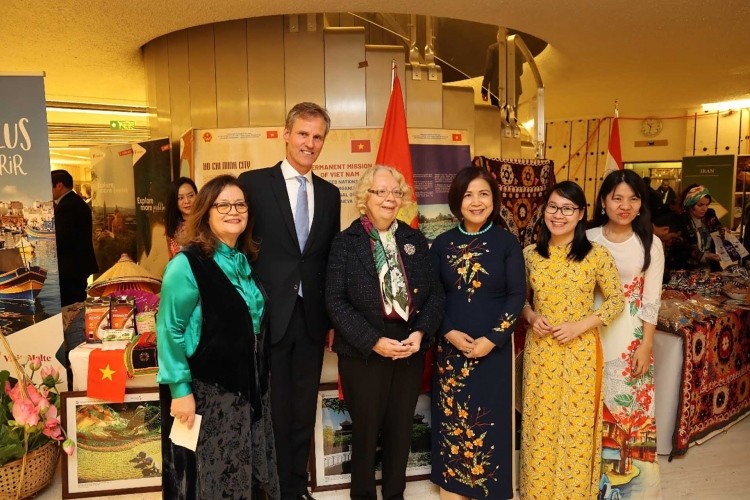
left=587, top=227, right=665, bottom=499
left=520, top=243, right=624, bottom=499
left=430, top=225, right=526, bottom=498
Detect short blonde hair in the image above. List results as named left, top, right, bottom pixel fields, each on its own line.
left=354, top=165, right=413, bottom=214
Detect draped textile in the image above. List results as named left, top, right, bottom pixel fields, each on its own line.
left=472, top=156, right=555, bottom=249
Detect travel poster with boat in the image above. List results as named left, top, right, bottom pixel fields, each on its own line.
left=0, top=74, right=66, bottom=387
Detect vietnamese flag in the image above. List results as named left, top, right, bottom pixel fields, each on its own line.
left=87, top=348, right=128, bottom=402
left=376, top=74, right=418, bottom=228
left=351, top=139, right=371, bottom=153
left=605, top=116, right=623, bottom=172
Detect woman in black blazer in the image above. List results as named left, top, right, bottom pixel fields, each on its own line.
left=326, top=165, right=444, bottom=499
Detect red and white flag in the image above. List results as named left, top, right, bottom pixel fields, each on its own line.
left=376, top=74, right=419, bottom=228
left=605, top=116, right=623, bottom=172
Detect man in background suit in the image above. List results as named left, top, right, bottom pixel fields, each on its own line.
left=52, top=169, right=98, bottom=307
left=52, top=169, right=99, bottom=388
left=239, top=102, right=341, bottom=500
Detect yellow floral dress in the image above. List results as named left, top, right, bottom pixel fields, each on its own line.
left=520, top=243, right=624, bottom=500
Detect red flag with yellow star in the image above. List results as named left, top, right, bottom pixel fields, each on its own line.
left=87, top=348, right=127, bottom=402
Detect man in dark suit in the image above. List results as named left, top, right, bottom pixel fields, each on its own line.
left=239, top=102, right=340, bottom=500
left=51, top=169, right=99, bottom=307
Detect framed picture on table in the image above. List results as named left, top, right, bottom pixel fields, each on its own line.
left=309, top=383, right=432, bottom=492
left=61, top=388, right=162, bottom=498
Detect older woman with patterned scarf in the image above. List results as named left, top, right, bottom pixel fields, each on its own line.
left=325, top=165, right=444, bottom=499
left=666, top=184, right=725, bottom=272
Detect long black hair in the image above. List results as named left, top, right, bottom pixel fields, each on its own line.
left=165, top=177, right=198, bottom=238
left=535, top=180, right=592, bottom=262
left=590, top=169, right=654, bottom=272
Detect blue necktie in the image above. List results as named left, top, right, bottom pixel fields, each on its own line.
left=295, top=176, right=309, bottom=297
left=295, top=176, right=309, bottom=252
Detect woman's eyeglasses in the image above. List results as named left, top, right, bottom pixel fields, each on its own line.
left=545, top=204, right=580, bottom=216
left=367, top=188, right=405, bottom=199
left=212, top=202, right=249, bottom=214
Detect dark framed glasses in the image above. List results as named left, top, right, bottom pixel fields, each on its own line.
left=544, top=204, right=579, bottom=216
left=212, top=202, right=249, bottom=214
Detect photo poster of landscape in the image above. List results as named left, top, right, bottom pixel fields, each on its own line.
left=313, top=387, right=431, bottom=490
left=409, top=130, right=472, bottom=241
left=0, top=74, right=66, bottom=389
left=90, top=144, right=138, bottom=275
left=132, top=138, right=172, bottom=279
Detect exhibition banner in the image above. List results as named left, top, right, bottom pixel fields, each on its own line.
left=186, top=127, right=285, bottom=187
left=132, top=138, right=172, bottom=278
left=187, top=127, right=469, bottom=231
left=0, top=74, right=66, bottom=388
left=90, top=144, right=138, bottom=274
left=92, top=139, right=172, bottom=278
left=682, top=155, right=735, bottom=226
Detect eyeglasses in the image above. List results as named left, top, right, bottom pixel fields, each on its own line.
left=212, top=202, right=249, bottom=214
left=367, top=188, right=405, bottom=199
left=545, top=204, right=580, bottom=216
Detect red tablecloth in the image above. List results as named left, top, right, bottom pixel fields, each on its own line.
left=671, top=306, right=750, bottom=456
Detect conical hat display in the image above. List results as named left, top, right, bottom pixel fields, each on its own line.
left=87, top=253, right=162, bottom=296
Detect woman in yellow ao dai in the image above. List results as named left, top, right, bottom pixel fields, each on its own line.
left=520, top=181, right=624, bottom=500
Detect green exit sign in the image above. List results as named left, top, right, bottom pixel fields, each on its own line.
left=110, top=120, right=136, bottom=130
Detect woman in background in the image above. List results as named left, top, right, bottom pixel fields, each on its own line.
left=326, top=165, right=444, bottom=499
left=430, top=166, right=525, bottom=499
left=667, top=185, right=724, bottom=271
left=165, top=176, right=198, bottom=259
left=157, top=175, right=278, bottom=498
left=520, top=181, right=624, bottom=499
left=588, top=170, right=665, bottom=499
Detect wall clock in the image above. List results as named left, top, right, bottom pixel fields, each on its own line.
left=641, top=118, right=663, bottom=137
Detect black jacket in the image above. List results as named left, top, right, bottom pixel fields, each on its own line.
left=238, top=163, right=341, bottom=344
left=55, top=190, right=98, bottom=305
left=325, top=218, right=445, bottom=359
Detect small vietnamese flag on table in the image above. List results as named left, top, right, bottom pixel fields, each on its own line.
left=87, top=348, right=128, bottom=402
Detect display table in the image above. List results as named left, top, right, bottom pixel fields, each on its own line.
left=654, top=304, right=750, bottom=457
left=69, top=341, right=157, bottom=391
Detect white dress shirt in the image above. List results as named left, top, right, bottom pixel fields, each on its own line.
left=280, top=159, right=314, bottom=230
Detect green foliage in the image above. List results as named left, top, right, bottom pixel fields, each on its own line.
left=614, top=393, right=634, bottom=407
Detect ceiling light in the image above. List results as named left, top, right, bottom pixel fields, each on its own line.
left=701, top=98, right=750, bottom=112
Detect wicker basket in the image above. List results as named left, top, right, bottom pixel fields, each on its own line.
left=0, top=440, right=60, bottom=499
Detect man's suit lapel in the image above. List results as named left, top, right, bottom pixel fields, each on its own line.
left=269, top=164, right=300, bottom=250
left=306, top=174, right=330, bottom=254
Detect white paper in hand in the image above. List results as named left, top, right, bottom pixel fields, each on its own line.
left=169, top=414, right=202, bottom=451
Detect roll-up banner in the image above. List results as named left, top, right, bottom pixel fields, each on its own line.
left=0, top=73, right=67, bottom=389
